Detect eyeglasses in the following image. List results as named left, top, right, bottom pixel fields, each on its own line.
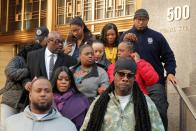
left=116, top=71, right=135, bottom=79
left=49, top=39, right=64, bottom=44
left=54, top=39, right=64, bottom=44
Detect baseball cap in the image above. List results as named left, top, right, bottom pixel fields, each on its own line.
left=134, top=9, right=149, bottom=19
left=35, top=26, right=49, bottom=40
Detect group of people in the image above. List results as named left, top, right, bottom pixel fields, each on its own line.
left=0, top=8, right=176, bottom=131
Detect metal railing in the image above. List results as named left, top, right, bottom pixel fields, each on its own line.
left=172, top=83, right=196, bottom=120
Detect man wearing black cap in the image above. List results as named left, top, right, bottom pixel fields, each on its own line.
left=35, top=26, right=49, bottom=47
left=80, top=58, right=164, bottom=131
left=120, top=8, right=176, bottom=85
left=119, top=9, right=176, bottom=130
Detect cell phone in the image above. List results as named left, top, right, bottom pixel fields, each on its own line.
left=64, top=41, right=72, bottom=47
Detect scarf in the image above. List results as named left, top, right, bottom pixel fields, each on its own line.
left=54, top=89, right=74, bottom=112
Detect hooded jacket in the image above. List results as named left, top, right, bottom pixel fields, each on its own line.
left=1, top=56, right=29, bottom=109
left=5, top=106, right=77, bottom=131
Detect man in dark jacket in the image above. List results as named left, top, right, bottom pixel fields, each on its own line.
left=119, top=8, right=177, bottom=130
left=23, top=31, right=77, bottom=104
left=120, top=9, right=176, bottom=86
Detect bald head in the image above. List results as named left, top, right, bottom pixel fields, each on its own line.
left=30, top=77, right=52, bottom=91
left=47, top=31, right=64, bottom=54
left=48, top=31, right=61, bottom=39
left=29, top=77, right=53, bottom=114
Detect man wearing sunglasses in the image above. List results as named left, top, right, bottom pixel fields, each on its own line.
left=24, top=31, right=77, bottom=90
left=107, top=41, right=159, bottom=95
left=80, top=58, right=164, bottom=131
left=107, top=41, right=168, bottom=130
left=119, top=9, right=174, bottom=130
left=119, top=8, right=176, bottom=86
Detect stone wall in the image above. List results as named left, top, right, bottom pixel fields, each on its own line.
left=141, top=0, right=193, bottom=130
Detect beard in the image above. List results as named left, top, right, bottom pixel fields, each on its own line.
left=31, top=101, right=52, bottom=112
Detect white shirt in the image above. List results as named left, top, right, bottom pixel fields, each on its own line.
left=45, top=47, right=57, bottom=79
left=32, top=113, right=48, bottom=120
left=118, top=94, right=131, bottom=110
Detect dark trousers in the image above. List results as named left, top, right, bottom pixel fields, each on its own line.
left=147, top=83, right=169, bottom=131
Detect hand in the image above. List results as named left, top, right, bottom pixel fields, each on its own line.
left=131, top=52, right=140, bottom=62
left=64, top=44, right=72, bottom=54
left=24, top=82, right=31, bottom=91
left=167, top=74, right=177, bottom=84
left=123, top=33, right=138, bottom=42
left=97, top=86, right=106, bottom=95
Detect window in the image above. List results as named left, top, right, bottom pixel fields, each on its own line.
left=106, top=0, right=113, bottom=18
left=83, top=0, right=92, bottom=21
left=115, top=0, right=124, bottom=17
left=95, top=0, right=104, bottom=20
left=56, top=0, right=135, bottom=24
left=23, top=0, right=33, bottom=29
left=57, top=0, right=66, bottom=24
left=126, top=0, right=134, bottom=16
left=7, top=0, right=47, bottom=32
left=75, top=0, right=82, bottom=16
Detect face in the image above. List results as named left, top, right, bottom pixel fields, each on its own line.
left=80, top=47, right=94, bottom=66
left=47, top=33, right=64, bottom=54
left=134, top=17, right=149, bottom=31
left=114, top=70, right=135, bottom=96
left=57, top=71, right=70, bottom=93
left=106, top=29, right=117, bottom=45
left=118, top=42, right=131, bottom=58
left=29, top=79, right=53, bottom=114
left=70, top=24, right=84, bottom=40
left=92, top=43, right=104, bottom=61
left=39, top=37, right=47, bottom=47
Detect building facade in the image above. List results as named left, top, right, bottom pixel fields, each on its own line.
left=0, top=0, right=195, bottom=130
left=0, top=0, right=141, bottom=87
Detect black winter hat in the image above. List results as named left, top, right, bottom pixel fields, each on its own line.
left=114, top=57, right=137, bottom=75
left=134, top=9, right=149, bottom=19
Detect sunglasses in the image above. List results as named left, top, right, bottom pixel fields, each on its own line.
left=116, top=71, right=135, bottom=79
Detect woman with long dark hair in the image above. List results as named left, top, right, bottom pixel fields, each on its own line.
left=100, top=23, right=119, bottom=64
left=64, top=16, right=93, bottom=59
left=51, top=66, right=89, bottom=130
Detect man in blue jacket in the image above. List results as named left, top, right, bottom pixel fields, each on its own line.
left=120, top=8, right=177, bottom=131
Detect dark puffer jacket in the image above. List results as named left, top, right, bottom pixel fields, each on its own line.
left=1, top=56, right=29, bottom=109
